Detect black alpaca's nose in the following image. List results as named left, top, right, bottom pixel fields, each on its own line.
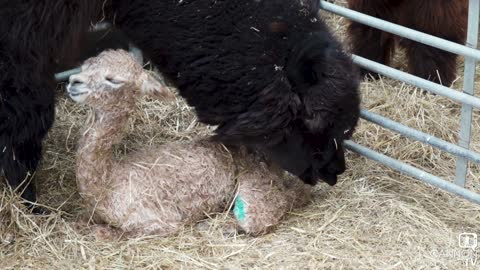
left=319, top=143, right=346, bottom=186
left=326, top=144, right=346, bottom=175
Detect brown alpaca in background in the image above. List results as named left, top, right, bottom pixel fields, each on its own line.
left=68, top=50, right=311, bottom=238
left=347, top=0, right=468, bottom=86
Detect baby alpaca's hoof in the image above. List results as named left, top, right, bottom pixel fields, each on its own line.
left=233, top=195, right=277, bottom=236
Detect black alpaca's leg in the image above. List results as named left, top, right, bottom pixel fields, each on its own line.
left=1, top=140, right=42, bottom=206
left=0, top=77, right=55, bottom=213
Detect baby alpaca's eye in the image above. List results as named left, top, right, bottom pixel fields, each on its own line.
left=104, top=76, right=125, bottom=85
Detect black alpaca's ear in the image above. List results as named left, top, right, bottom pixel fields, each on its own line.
left=286, top=32, right=330, bottom=87
left=288, top=38, right=333, bottom=133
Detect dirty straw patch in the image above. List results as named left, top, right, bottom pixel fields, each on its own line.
left=2, top=4, right=480, bottom=270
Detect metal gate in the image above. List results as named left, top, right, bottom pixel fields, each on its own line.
left=318, top=0, right=480, bottom=204
left=54, top=0, right=480, bottom=204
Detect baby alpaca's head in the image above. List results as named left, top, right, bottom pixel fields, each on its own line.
left=67, top=49, right=173, bottom=110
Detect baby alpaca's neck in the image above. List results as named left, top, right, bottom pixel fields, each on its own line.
left=76, top=109, right=130, bottom=198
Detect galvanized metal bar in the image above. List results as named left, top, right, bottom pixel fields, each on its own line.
left=344, top=140, right=480, bottom=204
left=360, top=109, right=480, bottom=164
left=129, top=43, right=144, bottom=65
left=352, top=55, right=480, bottom=109
left=318, top=0, right=480, bottom=61
left=455, top=0, right=480, bottom=187
left=54, top=67, right=81, bottom=82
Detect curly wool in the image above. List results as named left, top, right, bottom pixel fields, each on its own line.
left=112, top=0, right=361, bottom=186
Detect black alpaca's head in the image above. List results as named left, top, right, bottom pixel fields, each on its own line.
left=285, top=31, right=361, bottom=186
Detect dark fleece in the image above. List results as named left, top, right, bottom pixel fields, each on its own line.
left=112, top=0, right=361, bottom=186
left=0, top=0, right=103, bottom=209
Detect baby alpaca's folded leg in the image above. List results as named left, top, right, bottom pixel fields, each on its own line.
left=233, top=180, right=287, bottom=235
left=233, top=172, right=311, bottom=235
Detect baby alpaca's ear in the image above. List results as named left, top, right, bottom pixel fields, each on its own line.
left=139, top=71, right=175, bottom=100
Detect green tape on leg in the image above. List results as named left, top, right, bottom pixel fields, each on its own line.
left=233, top=196, right=246, bottom=221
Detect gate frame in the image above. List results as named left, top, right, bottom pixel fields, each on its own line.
left=318, top=0, right=480, bottom=204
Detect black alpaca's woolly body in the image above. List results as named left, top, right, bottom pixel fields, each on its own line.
left=346, top=0, right=468, bottom=86
left=0, top=1, right=103, bottom=210
left=112, top=0, right=360, bottom=186
left=1, top=0, right=360, bottom=208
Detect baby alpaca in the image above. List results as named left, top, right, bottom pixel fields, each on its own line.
left=68, top=50, right=311, bottom=238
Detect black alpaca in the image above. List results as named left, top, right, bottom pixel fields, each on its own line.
left=1, top=0, right=360, bottom=209
left=0, top=1, right=103, bottom=210
left=112, top=0, right=361, bottom=185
